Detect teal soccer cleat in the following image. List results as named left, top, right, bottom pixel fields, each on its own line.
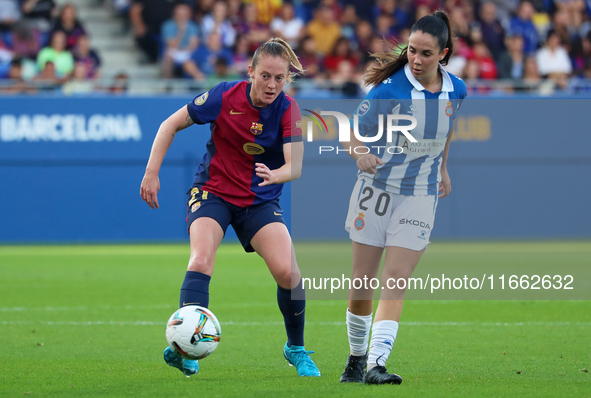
left=163, top=347, right=199, bottom=377
left=283, top=343, right=321, bottom=377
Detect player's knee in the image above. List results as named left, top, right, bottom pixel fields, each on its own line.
left=187, top=251, right=215, bottom=274
left=274, top=265, right=296, bottom=289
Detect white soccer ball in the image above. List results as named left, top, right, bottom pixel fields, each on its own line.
left=165, top=305, right=221, bottom=360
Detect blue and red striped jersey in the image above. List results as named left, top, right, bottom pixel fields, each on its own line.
left=186, top=80, right=303, bottom=207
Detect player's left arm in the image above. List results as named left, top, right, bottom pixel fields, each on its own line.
left=256, top=141, right=303, bottom=186
left=438, top=120, right=455, bottom=199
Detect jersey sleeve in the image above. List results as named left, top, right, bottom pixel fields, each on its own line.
left=186, top=82, right=231, bottom=125
left=281, top=97, right=303, bottom=143
left=453, top=77, right=468, bottom=117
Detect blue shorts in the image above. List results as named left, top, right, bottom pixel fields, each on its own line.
left=186, top=186, right=286, bottom=253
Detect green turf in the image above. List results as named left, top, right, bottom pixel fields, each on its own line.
left=0, top=243, right=589, bottom=397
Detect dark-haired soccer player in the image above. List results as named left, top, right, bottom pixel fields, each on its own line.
left=140, top=38, right=320, bottom=378
left=340, top=12, right=467, bottom=385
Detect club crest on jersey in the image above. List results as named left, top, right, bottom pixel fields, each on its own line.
left=243, top=142, right=265, bottom=155
left=357, top=100, right=370, bottom=116
left=250, top=122, right=263, bottom=135
left=445, top=101, right=454, bottom=117
left=354, top=213, right=365, bottom=230
left=191, top=202, right=201, bottom=212
left=195, top=92, right=209, bottom=106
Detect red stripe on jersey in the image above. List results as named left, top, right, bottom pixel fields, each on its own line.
left=202, top=82, right=259, bottom=207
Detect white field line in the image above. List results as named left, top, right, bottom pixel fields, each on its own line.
left=1, top=320, right=590, bottom=327
left=1, top=300, right=589, bottom=313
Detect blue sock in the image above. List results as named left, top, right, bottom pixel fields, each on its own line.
left=277, top=279, right=305, bottom=347
left=179, top=271, right=211, bottom=308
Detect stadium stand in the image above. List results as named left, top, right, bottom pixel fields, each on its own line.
left=2, top=0, right=591, bottom=95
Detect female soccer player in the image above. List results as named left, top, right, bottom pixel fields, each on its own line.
left=140, top=38, right=320, bottom=378
left=339, top=12, right=467, bottom=385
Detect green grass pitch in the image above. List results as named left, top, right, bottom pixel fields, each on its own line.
left=1, top=242, right=589, bottom=397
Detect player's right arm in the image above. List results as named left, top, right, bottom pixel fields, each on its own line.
left=140, top=106, right=194, bottom=209
left=340, top=130, right=383, bottom=174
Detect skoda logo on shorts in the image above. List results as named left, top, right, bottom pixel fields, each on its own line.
left=243, top=142, right=265, bottom=155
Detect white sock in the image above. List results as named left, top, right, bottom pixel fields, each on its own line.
left=367, top=320, right=399, bottom=369
left=346, top=309, right=373, bottom=357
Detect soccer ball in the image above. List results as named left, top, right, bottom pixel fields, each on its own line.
left=165, top=305, right=221, bottom=360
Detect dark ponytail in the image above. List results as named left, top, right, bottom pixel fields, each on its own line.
left=424, top=11, right=454, bottom=65
left=363, top=11, right=454, bottom=87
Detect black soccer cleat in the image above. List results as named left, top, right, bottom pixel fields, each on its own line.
left=364, top=365, right=403, bottom=385
left=340, top=354, right=368, bottom=383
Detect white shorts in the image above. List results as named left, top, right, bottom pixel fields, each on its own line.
left=345, top=179, right=438, bottom=251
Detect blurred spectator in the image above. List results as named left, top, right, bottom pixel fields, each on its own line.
left=0, top=28, right=12, bottom=71
left=521, top=55, right=548, bottom=91
left=479, top=1, right=507, bottom=60
left=450, top=7, right=471, bottom=45
left=462, top=58, right=489, bottom=94
left=373, top=0, right=409, bottom=32
left=11, top=20, right=42, bottom=60
left=32, top=60, right=64, bottom=90
left=492, top=0, right=521, bottom=26
left=509, top=0, right=539, bottom=55
left=555, top=0, right=585, bottom=29
left=130, top=0, right=175, bottom=63
left=235, top=2, right=270, bottom=52
left=231, top=35, right=251, bottom=77
left=536, top=29, right=572, bottom=87
left=243, top=0, right=281, bottom=25
left=414, top=3, right=431, bottom=22
left=21, top=0, right=56, bottom=32
left=375, top=14, right=396, bottom=40
left=194, top=0, right=214, bottom=24
left=191, top=31, right=233, bottom=77
left=109, top=71, right=129, bottom=93
left=324, top=36, right=358, bottom=74
left=201, top=0, right=236, bottom=48
left=270, top=3, right=304, bottom=48
left=73, top=34, right=100, bottom=79
left=63, top=61, right=95, bottom=94
left=339, top=4, right=358, bottom=41
left=206, top=56, right=239, bottom=84
left=37, top=30, right=74, bottom=77
left=359, top=35, right=386, bottom=65
left=354, top=20, right=373, bottom=56
left=161, top=3, right=200, bottom=79
left=51, top=3, right=86, bottom=50
left=463, top=58, right=480, bottom=80
left=0, top=0, right=20, bottom=32
left=470, top=41, right=499, bottom=79
left=2, top=57, right=31, bottom=93
left=226, top=0, right=242, bottom=24
left=306, top=4, right=341, bottom=55
left=550, top=8, right=571, bottom=46
left=296, top=35, right=320, bottom=77
left=330, top=59, right=360, bottom=97
left=497, top=33, right=525, bottom=79
left=578, top=31, right=591, bottom=73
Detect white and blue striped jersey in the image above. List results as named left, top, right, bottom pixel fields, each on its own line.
left=350, top=63, right=467, bottom=196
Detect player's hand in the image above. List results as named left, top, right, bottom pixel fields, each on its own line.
left=356, top=154, right=383, bottom=174
left=255, top=163, right=277, bottom=186
left=438, top=168, right=451, bottom=198
left=140, top=173, right=160, bottom=209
